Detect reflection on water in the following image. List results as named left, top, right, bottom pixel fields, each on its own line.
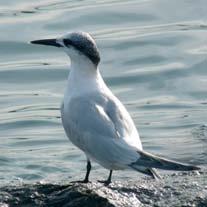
left=0, top=0, right=206, bottom=185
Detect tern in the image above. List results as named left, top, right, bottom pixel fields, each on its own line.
left=31, top=32, right=200, bottom=185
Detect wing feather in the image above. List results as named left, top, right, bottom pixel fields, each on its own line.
left=61, top=93, right=141, bottom=169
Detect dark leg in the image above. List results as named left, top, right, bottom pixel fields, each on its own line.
left=72, top=160, right=91, bottom=183
left=98, top=170, right=113, bottom=186
left=83, top=160, right=91, bottom=183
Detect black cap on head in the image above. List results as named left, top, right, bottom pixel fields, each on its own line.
left=63, top=32, right=100, bottom=66
left=30, top=32, right=100, bottom=66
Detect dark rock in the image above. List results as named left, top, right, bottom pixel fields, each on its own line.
left=0, top=169, right=207, bottom=207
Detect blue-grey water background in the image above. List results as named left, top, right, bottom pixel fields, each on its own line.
left=0, top=0, right=206, bottom=186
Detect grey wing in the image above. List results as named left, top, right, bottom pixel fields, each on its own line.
left=64, top=97, right=118, bottom=138
left=63, top=94, right=142, bottom=148
left=61, top=96, right=141, bottom=169
left=105, top=94, right=142, bottom=150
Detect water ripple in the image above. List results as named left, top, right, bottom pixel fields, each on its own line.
left=94, top=21, right=207, bottom=40
left=0, top=0, right=206, bottom=185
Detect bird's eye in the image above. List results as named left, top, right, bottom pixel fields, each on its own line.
left=63, top=39, right=73, bottom=47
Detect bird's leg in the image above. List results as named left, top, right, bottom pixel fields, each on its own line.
left=83, top=160, right=91, bottom=183
left=98, top=170, right=113, bottom=186
left=72, top=160, right=91, bottom=183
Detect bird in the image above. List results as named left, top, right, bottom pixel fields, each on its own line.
left=31, top=31, right=200, bottom=185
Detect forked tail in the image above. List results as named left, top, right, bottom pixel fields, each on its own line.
left=130, top=150, right=200, bottom=171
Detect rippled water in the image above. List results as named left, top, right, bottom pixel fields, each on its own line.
left=0, top=0, right=207, bottom=186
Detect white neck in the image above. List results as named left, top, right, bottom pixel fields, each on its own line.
left=64, top=56, right=108, bottom=101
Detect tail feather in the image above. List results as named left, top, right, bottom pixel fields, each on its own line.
left=149, top=168, right=161, bottom=179
left=130, top=165, right=161, bottom=179
left=130, top=150, right=200, bottom=171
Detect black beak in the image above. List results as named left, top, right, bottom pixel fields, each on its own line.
left=30, top=38, right=62, bottom=47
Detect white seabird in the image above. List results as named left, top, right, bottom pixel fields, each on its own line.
left=31, top=32, right=200, bottom=185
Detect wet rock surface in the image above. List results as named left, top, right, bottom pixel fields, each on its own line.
left=0, top=169, right=207, bottom=207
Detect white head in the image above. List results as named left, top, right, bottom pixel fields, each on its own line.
left=31, top=32, right=100, bottom=69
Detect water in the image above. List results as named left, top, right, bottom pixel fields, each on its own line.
left=0, top=0, right=207, bottom=187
